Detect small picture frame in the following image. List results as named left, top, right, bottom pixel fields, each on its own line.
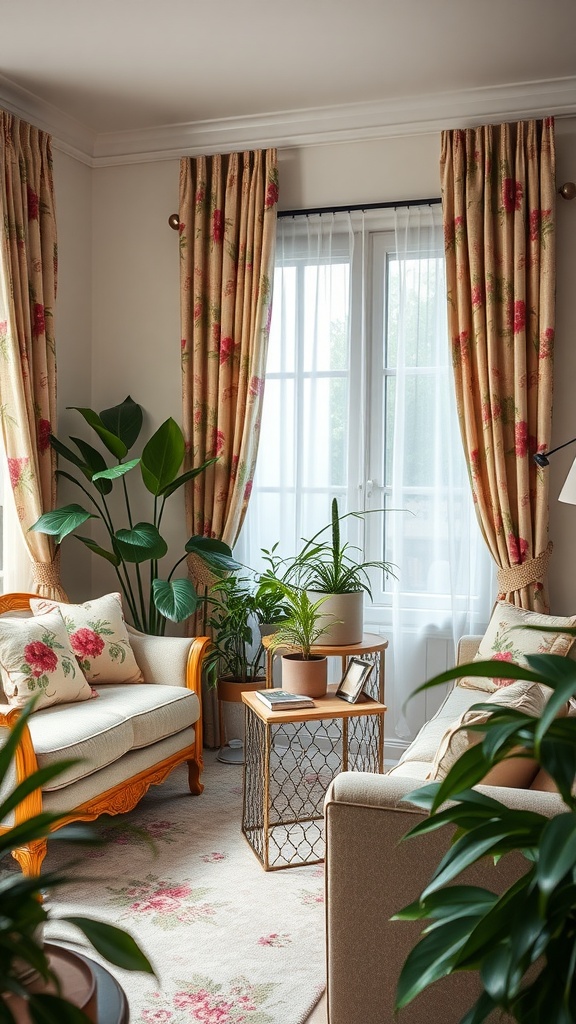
left=335, top=658, right=373, bottom=703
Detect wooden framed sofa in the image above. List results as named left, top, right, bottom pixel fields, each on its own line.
left=0, top=592, right=210, bottom=876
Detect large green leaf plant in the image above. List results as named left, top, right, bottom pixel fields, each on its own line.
left=0, top=700, right=154, bottom=1022
left=394, top=646, right=576, bottom=1024
left=30, top=397, right=239, bottom=634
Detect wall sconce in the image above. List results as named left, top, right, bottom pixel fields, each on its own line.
left=533, top=437, right=576, bottom=505
left=533, top=437, right=576, bottom=467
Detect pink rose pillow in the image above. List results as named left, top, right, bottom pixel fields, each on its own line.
left=0, top=608, right=92, bottom=710
left=458, top=600, right=576, bottom=693
left=30, top=593, right=143, bottom=685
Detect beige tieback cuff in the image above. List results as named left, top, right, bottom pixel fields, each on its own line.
left=187, top=552, right=219, bottom=592
left=32, top=552, right=64, bottom=591
left=497, top=541, right=553, bottom=594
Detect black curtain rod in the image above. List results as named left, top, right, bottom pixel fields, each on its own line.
left=277, top=197, right=442, bottom=219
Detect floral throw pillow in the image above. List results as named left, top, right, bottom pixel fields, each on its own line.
left=0, top=608, right=92, bottom=710
left=30, top=593, right=143, bottom=685
left=458, top=600, right=576, bottom=692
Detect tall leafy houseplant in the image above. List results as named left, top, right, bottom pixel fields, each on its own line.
left=0, top=701, right=153, bottom=1022
left=394, top=649, right=576, bottom=1024
left=31, top=397, right=238, bottom=635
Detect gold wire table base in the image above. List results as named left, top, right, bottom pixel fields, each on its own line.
left=242, top=690, right=386, bottom=870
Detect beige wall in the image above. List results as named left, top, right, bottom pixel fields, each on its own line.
left=52, top=120, right=576, bottom=611
left=51, top=149, right=93, bottom=599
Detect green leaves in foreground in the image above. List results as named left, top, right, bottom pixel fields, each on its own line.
left=0, top=701, right=154, bottom=1024
left=394, top=650, right=576, bottom=1023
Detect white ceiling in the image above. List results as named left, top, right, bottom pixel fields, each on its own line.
left=0, top=0, right=575, bottom=163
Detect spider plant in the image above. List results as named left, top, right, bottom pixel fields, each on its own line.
left=290, top=498, right=396, bottom=596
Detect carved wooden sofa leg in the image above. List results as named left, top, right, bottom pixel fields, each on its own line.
left=12, top=839, right=48, bottom=877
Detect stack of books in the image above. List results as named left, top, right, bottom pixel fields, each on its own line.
left=254, top=689, right=315, bottom=710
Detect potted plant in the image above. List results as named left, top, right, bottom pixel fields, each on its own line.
left=0, top=700, right=153, bottom=1022
left=202, top=572, right=271, bottom=764
left=288, top=498, right=396, bottom=644
left=266, top=582, right=332, bottom=697
left=204, top=573, right=268, bottom=687
left=393, top=647, right=576, bottom=1023
left=253, top=545, right=291, bottom=637
left=30, top=396, right=239, bottom=635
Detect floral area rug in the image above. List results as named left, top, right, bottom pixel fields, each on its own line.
left=43, top=751, right=326, bottom=1024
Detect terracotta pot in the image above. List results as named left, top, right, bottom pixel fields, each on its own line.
left=307, top=590, right=364, bottom=645
left=281, top=653, right=327, bottom=697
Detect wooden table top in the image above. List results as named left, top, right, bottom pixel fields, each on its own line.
left=242, top=684, right=386, bottom=725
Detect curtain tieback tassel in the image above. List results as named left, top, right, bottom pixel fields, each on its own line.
left=497, top=541, right=553, bottom=594
left=31, top=552, right=67, bottom=599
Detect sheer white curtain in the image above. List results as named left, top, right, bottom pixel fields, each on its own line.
left=383, top=207, right=493, bottom=738
left=237, top=206, right=493, bottom=745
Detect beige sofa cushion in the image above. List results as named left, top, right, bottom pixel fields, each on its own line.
left=391, top=684, right=480, bottom=770
left=428, top=680, right=545, bottom=784
left=28, top=684, right=200, bottom=789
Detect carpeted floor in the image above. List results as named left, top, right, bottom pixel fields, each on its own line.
left=43, top=751, right=327, bottom=1024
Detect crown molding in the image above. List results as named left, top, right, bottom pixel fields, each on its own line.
left=0, top=73, right=95, bottom=166
left=0, top=72, right=575, bottom=167
left=93, top=76, right=576, bottom=166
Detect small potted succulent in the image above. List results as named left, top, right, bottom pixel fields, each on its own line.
left=266, top=582, right=332, bottom=697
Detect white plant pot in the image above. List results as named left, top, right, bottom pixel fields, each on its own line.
left=281, top=653, right=328, bottom=697
left=307, top=590, right=364, bottom=646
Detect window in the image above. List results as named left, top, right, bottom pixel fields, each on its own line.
left=237, top=207, right=492, bottom=736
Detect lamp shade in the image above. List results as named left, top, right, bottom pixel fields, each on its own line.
left=559, top=456, right=576, bottom=505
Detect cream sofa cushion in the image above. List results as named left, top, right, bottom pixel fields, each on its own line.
left=28, top=701, right=134, bottom=788
left=28, top=683, right=200, bottom=789
left=93, top=684, right=200, bottom=749
left=428, top=680, right=545, bottom=783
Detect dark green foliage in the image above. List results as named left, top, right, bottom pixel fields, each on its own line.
left=394, top=643, right=576, bottom=1023
left=30, top=397, right=239, bottom=634
left=0, top=701, right=154, bottom=1023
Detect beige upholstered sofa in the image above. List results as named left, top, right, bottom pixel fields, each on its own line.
left=324, top=635, right=567, bottom=1024
left=0, top=592, right=209, bottom=876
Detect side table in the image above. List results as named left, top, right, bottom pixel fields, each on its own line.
left=262, top=633, right=388, bottom=703
left=241, top=686, right=386, bottom=870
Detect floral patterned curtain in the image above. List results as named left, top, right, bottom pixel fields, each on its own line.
left=441, top=119, right=556, bottom=610
left=0, top=112, right=66, bottom=600
left=180, top=148, right=278, bottom=546
left=179, top=148, right=278, bottom=745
